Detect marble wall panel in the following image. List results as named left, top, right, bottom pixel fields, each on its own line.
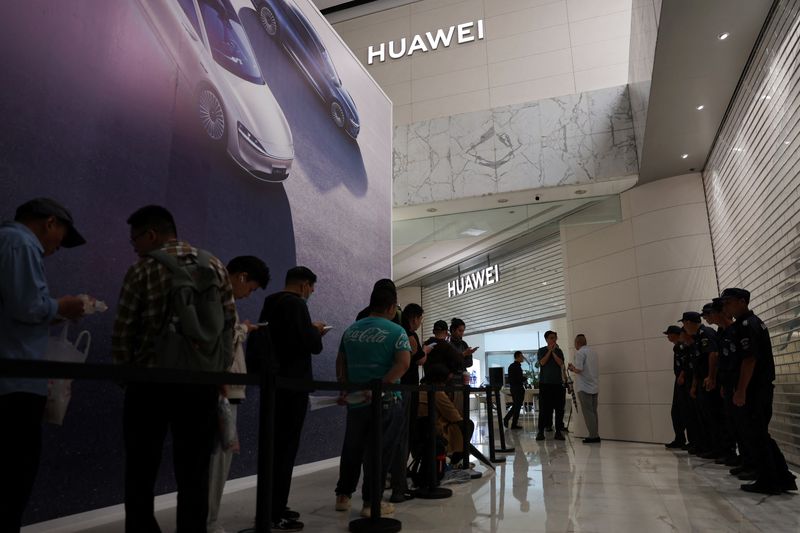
left=393, top=84, right=638, bottom=206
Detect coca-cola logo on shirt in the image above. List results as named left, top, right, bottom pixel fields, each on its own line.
left=344, top=327, right=390, bottom=343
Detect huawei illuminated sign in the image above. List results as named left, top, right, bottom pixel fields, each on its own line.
left=368, top=19, right=485, bottom=65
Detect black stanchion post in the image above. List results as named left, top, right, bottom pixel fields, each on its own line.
left=484, top=387, right=504, bottom=463
left=243, top=348, right=275, bottom=533
left=349, top=380, right=401, bottom=533
left=493, top=388, right=514, bottom=453
left=461, top=383, right=469, bottom=470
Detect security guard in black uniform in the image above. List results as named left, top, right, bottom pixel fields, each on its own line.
left=679, top=327, right=708, bottom=455
left=702, top=300, right=743, bottom=468
left=720, top=287, right=797, bottom=494
left=664, top=325, right=690, bottom=449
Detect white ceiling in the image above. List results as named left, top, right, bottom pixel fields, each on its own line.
left=638, top=0, right=773, bottom=181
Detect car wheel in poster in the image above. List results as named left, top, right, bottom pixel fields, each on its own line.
left=330, top=100, right=345, bottom=129
left=259, top=5, right=278, bottom=36
left=197, top=86, right=226, bottom=143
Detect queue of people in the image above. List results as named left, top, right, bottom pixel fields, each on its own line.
left=664, top=290, right=797, bottom=495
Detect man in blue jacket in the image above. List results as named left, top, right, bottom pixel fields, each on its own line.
left=0, top=198, right=86, bottom=532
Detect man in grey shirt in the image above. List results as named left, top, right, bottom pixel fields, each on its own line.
left=568, top=334, right=600, bottom=443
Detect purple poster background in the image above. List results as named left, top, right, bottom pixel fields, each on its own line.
left=0, top=0, right=391, bottom=524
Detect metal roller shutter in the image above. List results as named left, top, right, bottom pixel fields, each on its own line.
left=704, top=0, right=800, bottom=465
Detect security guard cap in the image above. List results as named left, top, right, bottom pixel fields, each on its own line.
left=720, top=287, right=750, bottom=304
left=679, top=311, right=702, bottom=323
left=663, top=325, right=682, bottom=335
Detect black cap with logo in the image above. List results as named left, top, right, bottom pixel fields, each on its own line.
left=15, top=198, right=86, bottom=248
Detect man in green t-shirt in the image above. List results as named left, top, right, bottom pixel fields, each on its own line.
left=536, top=331, right=566, bottom=441
left=334, top=287, right=411, bottom=518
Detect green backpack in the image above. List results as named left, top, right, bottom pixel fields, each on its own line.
left=148, top=249, right=232, bottom=372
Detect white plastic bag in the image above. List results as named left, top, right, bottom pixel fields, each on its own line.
left=43, top=324, right=91, bottom=425
left=218, top=397, right=239, bottom=452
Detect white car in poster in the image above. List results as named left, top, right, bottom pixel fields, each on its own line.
left=136, top=0, right=294, bottom=181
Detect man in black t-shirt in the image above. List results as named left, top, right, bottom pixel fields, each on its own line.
left=721, top=288, right=796, bottom=495
left=503, top=351, right=525, bottom=430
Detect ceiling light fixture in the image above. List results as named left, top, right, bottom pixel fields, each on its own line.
left=760, top=94, right=772, bottom=100
left=696, top=104, right=705, bottom=110
left=461, top=228, right=487, bottom=237
left=733, top=147, right=744, bottom=152
left=718, top=32, right=730, bottom=40
left=784, top=141, right=791, bottom=145
left=574, top=189, right=587, bottom=195
left=681, top=154, right=689, bottom=159
left=497, top=198, right=509, bottom=203
left=426, top=207, right=437, bottom=213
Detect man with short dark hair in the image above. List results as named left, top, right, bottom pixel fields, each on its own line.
left=112, top=205, right=236, bottom=532
left=0, top=198, right=86, bottom=532
left=504, top=351, right=525, bottom=430
left=569, top=335, right=599, bottom=443
left=536, top=331, right=566, bottom=441
left=721, top=288, right=796, bottom=494
left=334, top=287, right=411, bottom=517
left=356, top=279, right=401, bottom=324
left=256, top=266, right=327, bottom=531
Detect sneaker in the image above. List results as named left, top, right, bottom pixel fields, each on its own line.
left=271, top=518, right=304, bottom=531
left=554, top=431, right=565, bottom=441
left=389, top=491, right=415, bottom=503
left=335, top=494, right=351, bottom=511
left=536, top=432, right=545, bottom=441
left=282, top=508, right=300, bottom=520
left=360, top=501, right=395, bottom=518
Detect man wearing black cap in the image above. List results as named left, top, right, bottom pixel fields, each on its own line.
left=681, top=311, right=730, bottom=460
left=0, top=198, right=87, bottom=532
left=664, top=325, right=690, bottom=449
left=721, top=288, right=796, bottom=494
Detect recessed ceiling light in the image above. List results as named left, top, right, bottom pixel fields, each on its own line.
left=733, top=147, right=744, bottom=152
left=681, top=154, right=689, bottom=159
left=497, top=198, right=509, bottom=203
left=718, top=32, right=730, bottom=40
left=784, top=141, right=791, bottom=145
left=542, top=281, right=548, bottom=286
left=574, top=189, right=587, bottom=195
left=426, top=207, right=437, bottom=213
left=760, top=94, right=772, bottom=100
left=461, top=228, right=487, bottom=237
left=696, top=105, right=705, bottom=110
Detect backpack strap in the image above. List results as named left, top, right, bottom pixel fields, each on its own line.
left=147, top=249, right=182, bottom=273
left=196, top=249, right=212, bottom=269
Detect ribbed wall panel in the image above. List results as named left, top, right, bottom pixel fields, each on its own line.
left=704, top=0, right=800, bottom=465
left=420, top=236, right=565, bottom=335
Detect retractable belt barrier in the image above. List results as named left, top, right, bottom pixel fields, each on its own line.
left=0, top=358, right=506, bottom=533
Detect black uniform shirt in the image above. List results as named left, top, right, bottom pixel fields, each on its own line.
left=731, top=310, right=775, bottom=387
left=673, top=343, right=685, bottom=377
left=507, top=360, right=524, bottom=393
left=716, top=325, right=738, bottom=387
left=692, top=325, right=719, bottom=379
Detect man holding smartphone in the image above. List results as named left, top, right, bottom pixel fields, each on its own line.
left=536, top=331, right=566, bottom=441
left=255, top=266, right=329, bottom=531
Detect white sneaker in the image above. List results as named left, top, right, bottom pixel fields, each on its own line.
left=360, top=501, right=395, bottom=518
left=335, top=494, right=351, bottom=511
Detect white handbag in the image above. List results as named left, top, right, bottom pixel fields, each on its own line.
left=43, top=324, right=91, bottom=425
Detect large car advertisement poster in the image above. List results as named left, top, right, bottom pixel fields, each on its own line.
left=0, top=0, right=391, bottom=523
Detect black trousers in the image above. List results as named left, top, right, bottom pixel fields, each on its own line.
left=723, top=387, right=753, bottom=466
left=504, top=389, right=524, bottom=427
left=670, top=381, right=687, bottom=444
left=737, top=384, right=791, bottom=485
left=0, top=392, right=46, bottom=533
left=696, top=385, right=731, bottom=454
left=271, top=390, right=309, bottom=521
left=123, top=383, right=218, bottom=533
left=538, top=383, right=566, bottom=432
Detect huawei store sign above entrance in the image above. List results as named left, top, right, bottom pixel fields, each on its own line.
left=368, top=19, right=485, bottom=65
left=448, top=264, right=499, bottom=298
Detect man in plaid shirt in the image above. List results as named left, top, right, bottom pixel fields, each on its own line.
left=112, top=205, right=235, bottom=533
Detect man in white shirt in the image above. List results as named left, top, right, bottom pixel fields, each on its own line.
left=568, top=334, right=600, bottom=443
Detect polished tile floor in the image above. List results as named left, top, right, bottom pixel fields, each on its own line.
left=83, top=415, right=798, bottom=533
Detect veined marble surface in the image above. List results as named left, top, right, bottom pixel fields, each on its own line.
left=393, top=85, right=638, bottom=207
